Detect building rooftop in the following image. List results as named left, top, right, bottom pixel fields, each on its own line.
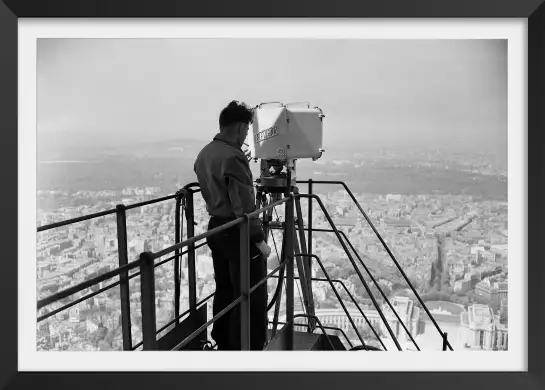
left=384, top=218, right=412, bottom=227
left=424, top=301, right=466, bottom=315
left=467, top=304, right=493, bottom=329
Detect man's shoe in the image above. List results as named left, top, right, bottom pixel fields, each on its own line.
left=201, top=340, right=217, bottom=350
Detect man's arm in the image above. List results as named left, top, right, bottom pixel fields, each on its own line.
left=223, top=154, right=265, bottom=243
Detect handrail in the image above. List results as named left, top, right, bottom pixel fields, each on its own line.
left=36, top=182, right=201, bottom=232
left=297, top=194, right=403, bottom=351
left=145, top=243, right=383, bottom=351
left=131, top=291, right=216, bottom=351
left=36, top=241, right=208, bottom=315
left=294, top=253, right=367, bottom=349
left=36, top=194, right=174, bottom=232
left=171, top=259, right=288, bottom=351
left=349, top=345, right=383, bottom=351
left=156, top=241, right=207, bottom=268
left=298, top=180, right=453, bottom=351
left=37, top=208, right=118, bottom=232
left=38, top=278, right=122, bottom=323
left=270, top=274, right=387, bottom=350
left=158, top=291, right=216, bottom=335
left=295, top=226, right=420, bottom=350
left=152, top=197, right=289, bottom=259
left=36, top=186, right=292, bottom=351
left=148, top=192, right=403, bottom=350
left=36, top=179, right=453, bottom=351
left=336, top=229, right=421, bottom=349
left=37, top=258, right=143, bottom=310
left=37, top=182, right=203, bottom=348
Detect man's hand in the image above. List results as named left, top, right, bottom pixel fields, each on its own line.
left=255, top=241, right=271, bottom=259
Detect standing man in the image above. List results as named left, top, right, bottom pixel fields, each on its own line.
left=194, top=101, right=271, bottom=350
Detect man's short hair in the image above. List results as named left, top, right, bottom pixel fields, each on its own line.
left=219, top=101, right=254, bottom=129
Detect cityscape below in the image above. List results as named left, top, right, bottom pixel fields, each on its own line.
left=36, top=142, right=508, bottom=352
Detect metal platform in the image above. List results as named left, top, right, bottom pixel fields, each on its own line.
left=265, top=327, right=346, bottom=351
left=36, top=179, right=454, bottom=352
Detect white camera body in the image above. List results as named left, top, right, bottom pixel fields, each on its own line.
left=248, top=102, right=325, bottom=161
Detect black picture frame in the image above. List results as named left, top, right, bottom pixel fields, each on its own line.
left=1, top=0, right=543, bottom=389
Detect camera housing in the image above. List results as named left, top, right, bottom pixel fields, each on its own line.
left=248, top=102, right=325, bottom=161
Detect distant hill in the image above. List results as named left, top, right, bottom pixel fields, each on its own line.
left=36, top=134, right=507, bottom=200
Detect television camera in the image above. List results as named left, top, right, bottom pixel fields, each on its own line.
left=243, top=101, right=325, bottom=334
left=245, top=101, right=325, bottom=191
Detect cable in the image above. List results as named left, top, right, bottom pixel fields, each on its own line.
left=270, top=220, right=280, bottom=260
left=266, top=202, right=303, bottom=316
left=266, top=209, right=284, bottom=311
left=178, top=200, right=185, bottom=286
left=266, top=205, right=305, bottom=330
left=275, top=202, right=305, bottom=322
left=174, top=196, right=185, bottom=319
left=349, top=345, right=382, bottom=351
left=295, top=273, right=305, bottom=319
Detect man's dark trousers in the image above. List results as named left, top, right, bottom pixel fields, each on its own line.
left=206, top=217, right=267, bottom=350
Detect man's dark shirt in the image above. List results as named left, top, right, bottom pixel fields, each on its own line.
left=194, top=132, right=265, bottom=243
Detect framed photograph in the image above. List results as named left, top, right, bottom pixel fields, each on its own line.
left=1, top=0, right=543, bottom=389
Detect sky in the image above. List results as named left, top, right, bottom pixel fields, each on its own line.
left=37, top=39, right=507, bottom=161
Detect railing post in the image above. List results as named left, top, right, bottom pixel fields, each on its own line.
left=284, top=194, right=295, bottom=350
left=139, top=251, right=157, bottom=350
left=293, top=189, right=314, bottom=330
left=308, top=179, right=313, bottom=256
left=307, top=179, right=314, bottom=331
left=174, top=193, right=182, bottom=321
left=115, top=204, right=132, bottom=351
left=240, top=215, right=251, bottom=350
left=185, top=190, right=197, bottom=311
left=442, top=332, right=449, bottom=351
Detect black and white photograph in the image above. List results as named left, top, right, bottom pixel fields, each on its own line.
left=16, top=18, right=527, bottom=373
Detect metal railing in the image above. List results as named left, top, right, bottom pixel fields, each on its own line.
left=300, top=180, right=453, bottom=350
left=285, top=226, right=420, bottom=350
left=37, top=183, right=201, bottom=350
left=135, top=195, right=293, bottom=350
left=295, top=194, right=402, bottom=350
left=37, top=242, right=207, bottom=322
left=38, top=194, right=293, bottom=350
left=172, top=258, right=289, bottom=351
left=132, top=291, right=216, bottom=351
left=270, top=272, right=387, bottom=350
left=293, top=253, right=367, bottom=350
left=36, top=179, right=453, bottom=351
